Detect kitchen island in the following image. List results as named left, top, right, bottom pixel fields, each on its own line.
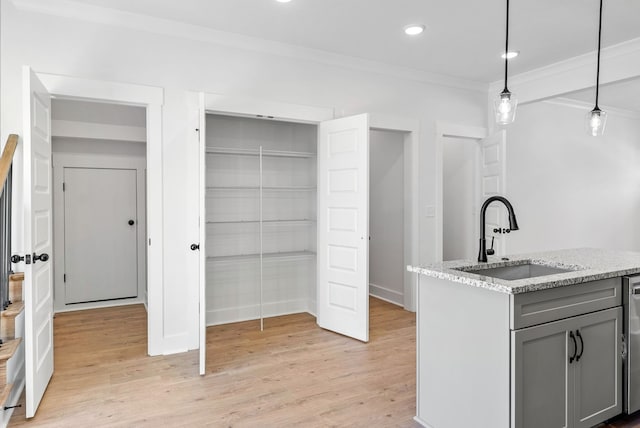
left=409, top=248, right=640, bottom=428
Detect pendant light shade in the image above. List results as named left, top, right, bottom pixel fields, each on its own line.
left=494, top=0, right=517, bottom=125
left=587, top=107, right=607, bottom=137
left=586, top=0, right=607, bottom=137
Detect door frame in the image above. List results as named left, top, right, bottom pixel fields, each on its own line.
left=197, top=94, right=421, bottom=370
left=435, top=122, right=488, bottom=262
left=52, top=155, right=147, bottom=312
left=37, top=72, right=164, bottom=356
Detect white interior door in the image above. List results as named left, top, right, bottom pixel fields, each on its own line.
left=479, top=131, right=507, bottom=255
left=63, top=167, right=138, bottom=303
left=23, top=66, right=54, bottom=418
left=198, top=94, right=207, bottom=375
left=317, top=114, right=369, bottom=342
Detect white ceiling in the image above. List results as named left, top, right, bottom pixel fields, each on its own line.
left=69, top=0, right=640, bottom=83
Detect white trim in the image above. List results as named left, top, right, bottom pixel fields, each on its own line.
left=488, top=37, right=640, bottom=105
left=543, top=97, right=640, bottom=119
left=11, top=0, right=485, bottom=92
left=36, top=71, right=165, bottom=356
left=435, top=122, right=488, bottom=262
left=53, top=299, right=145, bottom=313
left=204, top=93, right=334, bottom=124
left=38, top=73, right=163, bottom=106
left=52, top=152, right=147, bottom=314
left=52, top=120, right=146, bottom=142
left=413, top=415, right=431, bottom=428
left=369, top=284, right=404, bottom=307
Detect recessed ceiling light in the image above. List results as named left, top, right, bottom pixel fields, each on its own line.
left=501, top=51, right=519, bottom=59
left=404, top=24, right=426, bottom=36
left=276, top=0, right=292, bottom=3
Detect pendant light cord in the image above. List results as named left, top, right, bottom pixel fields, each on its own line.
left=595, top=0, right=603, bottom=109
left=503, top=0, right=510, bottom=93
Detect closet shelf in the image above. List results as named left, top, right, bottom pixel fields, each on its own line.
left=206, top=147, right=316, bottom=158
left=207, top=251, right=316, bottom=263
left=206, top=185, right=316, bottom=192
left=207, top=219, right=316, bottom=225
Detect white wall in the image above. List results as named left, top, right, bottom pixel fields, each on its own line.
left=369, top=129, right=405, bottom=305
left=443, top=137, right=477, bottom=261
left=0, top=1, right=487, bottom=354
left=506, top=100, right=640, bottom=254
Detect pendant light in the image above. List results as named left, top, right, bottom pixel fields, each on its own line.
left=494, top=0, right=517, bottom=125
left=586, top=0, right=607, bottom=137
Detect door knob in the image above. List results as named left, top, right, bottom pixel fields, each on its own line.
left=128, top=220, right=135, bottom=226
left=33, top=253, right=49, bottom=263
left=190, top=244, right=200, bottom=251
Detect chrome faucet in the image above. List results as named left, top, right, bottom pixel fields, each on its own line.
left=478, top=196, right=519, bottom=263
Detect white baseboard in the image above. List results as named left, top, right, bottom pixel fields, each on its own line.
left=206, top=299, right=309, bottom=326
left=54, top=297, right=144, bottom=313
left=413, top=416, right=431, bottom=428
left=306, top=299, right=317, bottom=317
left=369, top=283, right=404, bottom=307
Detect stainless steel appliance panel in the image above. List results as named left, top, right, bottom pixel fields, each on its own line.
left=624, top=275, right=640, bottom=414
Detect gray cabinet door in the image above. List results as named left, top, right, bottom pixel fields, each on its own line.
left=574, top=307, right=623, bottom=428
left=512, top=317, right=574, bottom=428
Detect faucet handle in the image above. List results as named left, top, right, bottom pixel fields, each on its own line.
left=487, top=236, right=496, bottom=256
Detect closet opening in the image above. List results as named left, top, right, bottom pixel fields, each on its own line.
left=369, top=129, right=406, bottom=306
left=51, top=99, right=148, bottom=318
left=203, top=113, right=414, bottom=336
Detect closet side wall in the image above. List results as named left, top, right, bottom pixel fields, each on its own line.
left=205, top=115, right=317, bottom=326
left=369, top=130, right=405, bottom=306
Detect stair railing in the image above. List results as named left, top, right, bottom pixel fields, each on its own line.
left=0, top=135, right=19, bottom=342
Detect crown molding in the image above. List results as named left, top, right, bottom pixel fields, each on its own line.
left=488, top=37, right=640, bottom=104
left=543, top=97, right=640, bottom=120
left=11, top=0, right=485, bottom=92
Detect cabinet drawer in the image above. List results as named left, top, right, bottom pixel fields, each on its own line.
left=511, top=278, right=621, bottom=329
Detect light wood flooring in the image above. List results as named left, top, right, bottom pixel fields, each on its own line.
left=9, top=299, right=640, bottom=427
left=9, top=298, right=419, bottom=427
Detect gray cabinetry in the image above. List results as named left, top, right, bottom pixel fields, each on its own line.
left=511, top=307, right=622, bottom=428
left=574, top=307, right=622, bottom=428
left=511, top=315, right=572, bottom=428
left=416, top=274, right=624, bottom=428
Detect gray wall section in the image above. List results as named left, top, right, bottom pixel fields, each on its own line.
left=369, top=129, right=405, bottom=305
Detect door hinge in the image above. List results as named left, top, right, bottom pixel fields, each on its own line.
left=63, top=273, right=66, bottom=283
left=63, top=182, right=66, bottom=191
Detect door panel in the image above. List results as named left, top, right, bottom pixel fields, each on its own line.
left=23, top=66, right=54, bottom=418
left=317, top=114, right=369, bottom=342
left=63, top=168, right=138, bottom=304
left=480, top=131, right=506, bottom=255
left=574, top=307, right=622, bottom=428
left=198, top=94, right=207, bottom=375
left=512, top=317, right=574, bottom=428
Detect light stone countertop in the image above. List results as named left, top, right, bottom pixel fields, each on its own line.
left=407, top=248, right=640, bottom=294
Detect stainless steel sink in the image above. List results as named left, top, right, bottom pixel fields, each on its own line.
left=455, top=262, right=575, bottom=281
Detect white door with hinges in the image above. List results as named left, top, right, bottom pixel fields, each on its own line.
left=317, top=114, right=370, bottom=342
left=23, top=66, right=54, bottom=418
left=479, top=131, right=507, bottom=255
